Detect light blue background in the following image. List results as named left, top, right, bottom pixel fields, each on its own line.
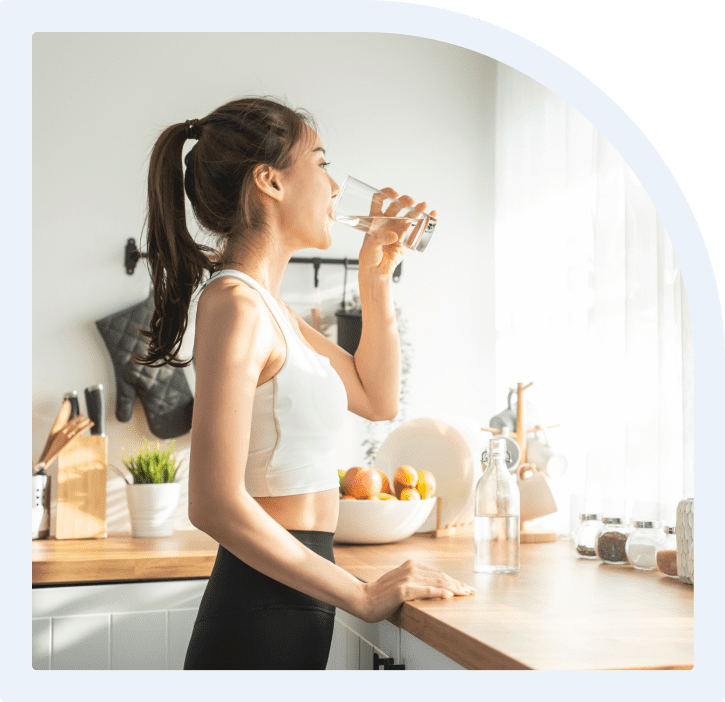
left=3, top=0, right=720, bottom=699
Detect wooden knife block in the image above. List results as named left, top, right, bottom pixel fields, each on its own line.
left=55, top=435, right=107, bottom=539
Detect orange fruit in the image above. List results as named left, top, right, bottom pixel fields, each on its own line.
left=399, top=487, right=421, bottom=501
left=340, top=495, right=356, bottom=500
left=342, top=466, right=383, bottom=500
left=415, top=470, right=436, bottom=499
left=377, top=492, right=398, bottom=501
left=375, top=469, right=393, bottom=495
left=393, top=465, right=418, bottom=497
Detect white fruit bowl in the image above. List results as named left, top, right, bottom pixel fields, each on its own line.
left=333, top=497, right=436, bottom=544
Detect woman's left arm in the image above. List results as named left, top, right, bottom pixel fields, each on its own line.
left=286, top=277, right=399, bottom=422
left=290, top=190, right=434, bottom=422
left=350, top=271, right=400, bottom=420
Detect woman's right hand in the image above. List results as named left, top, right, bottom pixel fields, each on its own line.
left=358, top=560, right=475, bottom=623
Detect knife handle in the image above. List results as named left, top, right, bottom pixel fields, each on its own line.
left=84, top=384, right=106, bottom=437
left=63, top=391, right=80, bottom=419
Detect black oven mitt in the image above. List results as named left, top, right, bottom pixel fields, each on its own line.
left=95, top=291, right=193, bottom=439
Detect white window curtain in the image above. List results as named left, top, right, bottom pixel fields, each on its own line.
left=493, top=63, right=694, bottom=536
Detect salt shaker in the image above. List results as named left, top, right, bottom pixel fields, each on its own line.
left=625, top=521, right=665, bottom=570
left=572, top=514, right=602, bottom=559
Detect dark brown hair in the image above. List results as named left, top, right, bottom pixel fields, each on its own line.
left=133, top=96, right=318, bottom=368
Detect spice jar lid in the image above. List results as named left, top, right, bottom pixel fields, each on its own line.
left=580, top=514, right=602, bottom=521
left=633, top=520, right=661, bottom=529
left=601, top=517, right=627, bottom=524
left=663, top=525, right=676, bottom=534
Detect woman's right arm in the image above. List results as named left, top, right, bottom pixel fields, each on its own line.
left=188, top=284, right=474, bottom=624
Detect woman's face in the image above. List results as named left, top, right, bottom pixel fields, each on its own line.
left=277, top=128, right=340, bottom=251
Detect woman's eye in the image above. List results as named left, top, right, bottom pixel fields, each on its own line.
left=320, top=161, right=331, bottom=169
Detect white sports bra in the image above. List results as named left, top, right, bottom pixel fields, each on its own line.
left=197, top=269, right=348, bottom=497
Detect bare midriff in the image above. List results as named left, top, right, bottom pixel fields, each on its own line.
left=253, top=489, right=340, bottom=532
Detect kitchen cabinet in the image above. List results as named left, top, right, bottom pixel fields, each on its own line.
left=32, top=579, right=206, bottom=670
left=326, top=609, right=400, bottom=670
left=326, top=609, right=464, bottom=670
left=32, top=578, right=457, bottom=671
left=33, top=530, right=693, bottom=669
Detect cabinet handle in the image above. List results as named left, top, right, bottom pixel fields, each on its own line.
left=373, top=652, right=406, bottom=670
left=373, top=652, right=393, bottom=669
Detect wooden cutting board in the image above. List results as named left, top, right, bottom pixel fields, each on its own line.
left=55, top=435, right=107, bottom=539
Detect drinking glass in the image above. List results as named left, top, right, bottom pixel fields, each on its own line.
left=332, top=176, right=437, bottom=253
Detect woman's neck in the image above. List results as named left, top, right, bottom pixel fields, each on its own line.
left=219, top=237, right=292, bottom=301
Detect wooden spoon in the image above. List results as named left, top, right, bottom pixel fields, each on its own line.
left=38, top=399, right=72, bottom=464
left=42, top=415, right=94, bottom=467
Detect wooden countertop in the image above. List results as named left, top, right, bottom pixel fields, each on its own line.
left=32, top=530, right=693, bottom=670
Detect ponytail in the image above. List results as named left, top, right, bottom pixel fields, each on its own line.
left=133, top=122, right=217, bottom=368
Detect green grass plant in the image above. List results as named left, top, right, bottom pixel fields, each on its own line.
left=121, top=437, right=180, bottom=484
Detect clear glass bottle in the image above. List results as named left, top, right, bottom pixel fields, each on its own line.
left=572, top=514, right=603, bottom=559
left=595, top=517, right=633, bottom=564
left=625, top=521, right=665, bottom=570
left=474, top=437, right=520, bottom=573
left=655, top=526, right=678, bottom=577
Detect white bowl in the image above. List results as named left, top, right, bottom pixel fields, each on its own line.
left=333, top=497, right=437, bottom=544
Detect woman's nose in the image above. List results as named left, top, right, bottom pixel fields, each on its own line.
left=329, top=174, right=340, bottom=199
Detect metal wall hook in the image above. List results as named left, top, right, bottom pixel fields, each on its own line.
left=288, top=256, right=401, bottom=283
left=125, top=238, right=146, bottom=275
left=124, top=242, right=404, bottom=284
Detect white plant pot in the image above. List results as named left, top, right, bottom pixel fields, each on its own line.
left=676, top=498, right=694, bottom=584
left=126, top=483, right=182, bottom=537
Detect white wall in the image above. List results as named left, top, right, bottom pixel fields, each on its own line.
left=32, top=32, right=497, bottom=535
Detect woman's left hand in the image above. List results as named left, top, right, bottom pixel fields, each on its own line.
left=357, top=187, right=436, bottom=278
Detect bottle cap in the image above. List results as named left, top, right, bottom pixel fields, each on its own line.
left=633, top=520, right=661, bottom=529
left=481, top=437, right=511, bottom=465
left=488, top=437, right=507, bottom=455
left=664, top=525, right=676, bottom=534
left=580, top=514, right=602, bottom=521
left=602, top=516, right=628, bottom=525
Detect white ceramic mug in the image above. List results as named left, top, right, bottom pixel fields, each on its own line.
left=526, top=429, right=568, bottom=478
left=517, top=464, right=558, bottom=522
left=490, top=388, right=540, bottom=432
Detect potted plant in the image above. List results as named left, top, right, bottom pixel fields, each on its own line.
left=121, top=437, right=182, bottom=537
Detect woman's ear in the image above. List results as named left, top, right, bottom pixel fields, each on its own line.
left=253, top=164, right=283, bottom=201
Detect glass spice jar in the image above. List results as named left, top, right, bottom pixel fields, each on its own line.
left=595, top=517, right=633, bottom=564
left=572, top=514, right=603, bottom=559
left=655, top=526, right=678, bottom=577
left=625, top=521, right=665, bottom=570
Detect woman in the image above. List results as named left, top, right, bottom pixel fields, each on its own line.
left=136, top=96, right=474, bottom=670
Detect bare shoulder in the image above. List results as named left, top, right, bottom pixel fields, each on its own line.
left=196, top=277, right=258, bottom=316
left=194, top=278, right=274, bottom=367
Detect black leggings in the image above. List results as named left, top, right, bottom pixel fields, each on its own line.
left=183, top=530, right=336, bottom=670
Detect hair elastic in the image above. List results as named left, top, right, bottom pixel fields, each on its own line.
left=185, top=119, right=201, bottom=140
